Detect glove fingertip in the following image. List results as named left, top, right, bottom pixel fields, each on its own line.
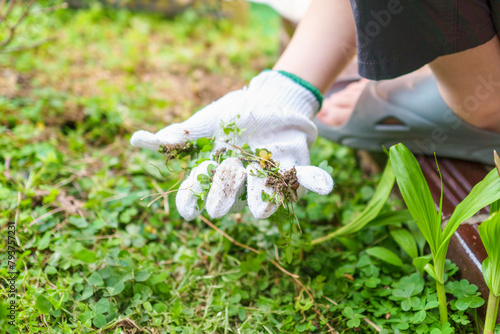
left=295, top=166, right=334, bottom=195
left=176, top=160, right=217, bottom=221
left=130, top=130, right=160, bottom=150
left=175, top=186, right=203, bottom=221
left=206, top=205, right=225, bottom=219
left=178, top=205, right=203, bottom=221
left=206, top=158, right=246, bottom=219
left=228, top=184, right=247, bottom=214
left=251, top=205, right=278, bottom=219
left=246, top=163, right=278, bottom=219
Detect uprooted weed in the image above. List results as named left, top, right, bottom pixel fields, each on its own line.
left=159, top=133, right=307, bottom=212
left=266, top=166, right=300, bottom=199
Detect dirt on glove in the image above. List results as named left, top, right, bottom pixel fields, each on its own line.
left=265, top=167, right=300, bottom=201
left=161, top=142, right=195, bottom=162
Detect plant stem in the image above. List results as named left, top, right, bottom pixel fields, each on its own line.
left=310, top=229, right=341, bottom=245
left=484, top=292, right=499, bottom=334
left=436, top=281, right=448, bottom=324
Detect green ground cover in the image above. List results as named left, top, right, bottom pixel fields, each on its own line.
left=0, top=3, right=494, bottom=333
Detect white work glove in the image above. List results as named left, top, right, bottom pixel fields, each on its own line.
left=131, top=70, right=334, bottom=220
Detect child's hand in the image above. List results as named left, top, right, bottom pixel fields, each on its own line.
left=130, top=71, right=334, bottom=220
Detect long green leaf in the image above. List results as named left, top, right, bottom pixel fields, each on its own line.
left=389, top=144, right=441, bottom=254
left=443, top=168, right=500, bottom=244
left=491, top=199, right=500, bottom=215
left=413, top=254, right=432, bottom=273
left=478, top=212, right=500, bottom=296
left=310, top=159, right=395, bottom=245
left=407, top=220, right=427, bottom=256
left=366, top=246, right=404, bottom=267
left=390, top=228, right=418, bottom=259
left=368, top=209, right=413, bottom=227
left=424, top=263, right=439, bottom=282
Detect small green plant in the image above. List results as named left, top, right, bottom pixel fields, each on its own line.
left=479, top=151, right=500, bottom=334
left=478, top=212, right=500, bottom=334
left=389, top=143, right=500, bottom=324
left=159, top=119, right=308, bottom=212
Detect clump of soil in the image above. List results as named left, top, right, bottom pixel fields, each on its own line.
left=161, top=141, right=195, bottom=162
left=265, top=167, right=300, bottom=201
left=261, top=157, right=277, bottom=170
left=283, top=168, right=300, bottom=191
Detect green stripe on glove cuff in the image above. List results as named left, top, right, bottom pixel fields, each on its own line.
left=274, top=70, right=323, bottom=108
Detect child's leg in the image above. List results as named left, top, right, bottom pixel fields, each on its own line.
left=429, top=36, right=500, bottom=132
left=318, top=37, right=500, bottom=132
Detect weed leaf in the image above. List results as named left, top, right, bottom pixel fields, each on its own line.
left=455, top=296, right=485, bottom=310
left=35, top=294, right=52, bottom=314
left=134, top=269, right=151, bottom=282
left=390, top=228, right=418, bottom=259
left=93, top=314, right=107, bottom=328
left=368, top=209, right=413, bottom=227
left=366, top=246, right=403, bottom=267
left=87, top=272, right=104, bottom=287
left=96, top=298, right=110, bottom=314
left=424, top=263, right=439, bottom=282
left=413, top=255, right=432, bottom=273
